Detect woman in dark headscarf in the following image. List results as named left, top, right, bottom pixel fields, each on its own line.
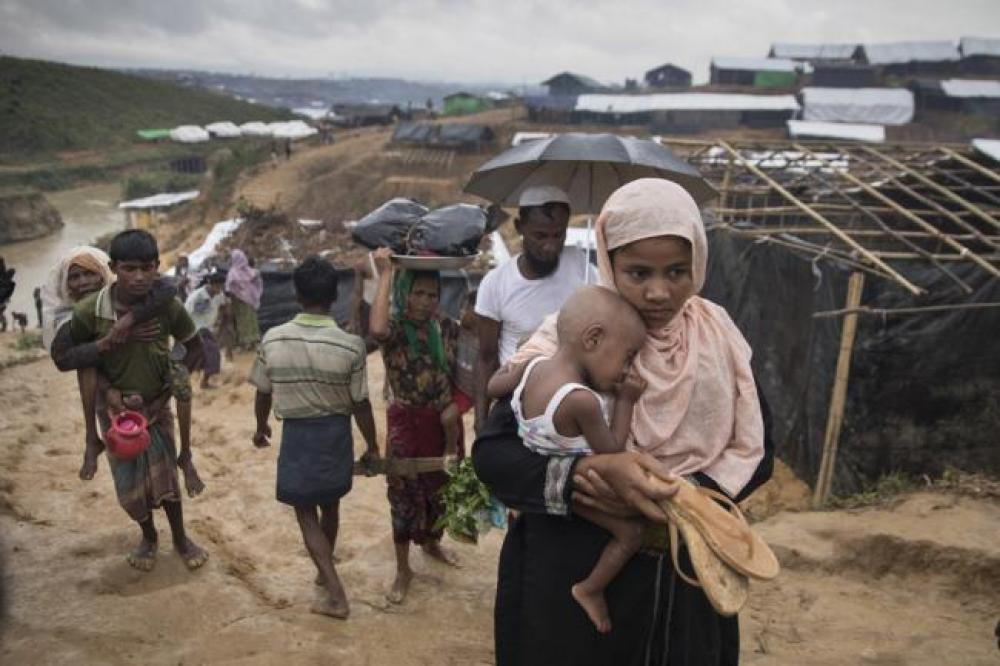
left=369, top=247, right=463, bottom=606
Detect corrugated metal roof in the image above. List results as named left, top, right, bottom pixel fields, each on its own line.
left=960, top=37, right=1000, bottom=58
left=941, top=79, right=1000, bottom=98
left=771, top=43, right=859, bottom=60
left=863, top=41, right=960, bottom=65
left=787, top=120, right=885, bottom=143
left=711, top=57, right=798, bottom=72
left=576, top=93, right=800, bottom=113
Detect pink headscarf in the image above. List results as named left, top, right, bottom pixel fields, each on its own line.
left=513, top=179, right=764, bottom=496
left=225, top=249, right=263, bottom=309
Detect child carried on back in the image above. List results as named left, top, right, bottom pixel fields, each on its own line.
left=487, top=285, right=648, bottom=633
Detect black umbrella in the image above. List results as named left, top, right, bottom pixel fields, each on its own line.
left=464, top=133, right=716, bottom=213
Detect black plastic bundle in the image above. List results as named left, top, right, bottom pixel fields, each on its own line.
left=351, top=198, right=428, bottom=252
left=407, top=204, right=486, bottom=256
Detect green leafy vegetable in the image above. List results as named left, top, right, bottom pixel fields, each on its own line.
left=436, top=457, right=492, bottom=544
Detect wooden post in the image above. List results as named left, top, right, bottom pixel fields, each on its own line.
left=813, top=271, right=865, bottom=508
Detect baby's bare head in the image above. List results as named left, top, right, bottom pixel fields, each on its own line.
left=556, top=286, right=646, bottom=390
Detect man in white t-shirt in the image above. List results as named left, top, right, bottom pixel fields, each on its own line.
left=474, top=185, right=593, bottom=432
left=185, top=271, right=228, bottom=389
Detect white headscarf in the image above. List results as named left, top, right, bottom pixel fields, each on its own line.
left=41, top=246, right=113, bottom=351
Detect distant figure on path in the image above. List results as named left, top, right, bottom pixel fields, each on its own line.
left=250, top=256, right=380, bottom=620
left=185, top=271, right=227, bottom=389
left=0, top=257, right=15, bottom=333
left=225, top=249, right=262, bottom=350
left=33, top=286, right=42, bottom=328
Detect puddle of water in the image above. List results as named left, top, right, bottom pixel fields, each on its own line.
left=1, top=182, right=125, bottom=317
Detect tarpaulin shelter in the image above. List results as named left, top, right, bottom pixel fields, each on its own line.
left=801, top=87, right=915, bottom=125
left=574, top=93, right=800, bottom=132
left=862, top=40, right=961, bottom=77
left=170, top=125, right=210, bottom=143
left=769, top=43, right=863, bottom=64
left=960, top=36, right=1000, bottom=75
left=443, top=92, right=490, bottom=116
left=787, top=120, right=885, bottom=144
left=205, top=121, right=242, bottom=138
left=710, top=57, right=799, bottom=87
left=136, top=128, right=171, bottom=141
left=811, top=64, right=879, bottom=88
left=661, top=136, right=1000, bottom=501
left=391, top=122, right=495, bottom=152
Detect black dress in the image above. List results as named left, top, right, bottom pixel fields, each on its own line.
left=472, top=388, right=774, bottom=666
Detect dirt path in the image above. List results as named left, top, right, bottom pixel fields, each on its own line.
left=0, top=334, right=997, bottom=664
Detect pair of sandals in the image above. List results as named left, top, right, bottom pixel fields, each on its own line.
left=657, top=477, right=780, bottom=616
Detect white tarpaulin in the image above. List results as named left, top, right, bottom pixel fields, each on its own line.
left=271, top=120, right=318, bottom=140
left=119, top=190, right=199, bottom=210
left=170, top=125, right=210, bottom=143
left=787, top=120, right=885, bottom=143
left=205, top=121, right=241, bottom=137
left=294, top=107, right=330, bottom=120
left=187, top=218, right=244, bottom=272
left=511, top=131, right=554, bottom=146
left=802, top=87, right=914, bottom=125
left=960, top=37, right=1000, bottom=58
left=771, top=43, right=859, bottom=60
left=863, top=41, right=959, bottom=65
left=972, top=139, right=1000, bottom=164
left=711, top=57, right=797, bottom=72
left=576, top=93, right=800, bottom=113
left=239, top=121, right=272, bottom=136
left=941, top=79, right=1000, bottom=98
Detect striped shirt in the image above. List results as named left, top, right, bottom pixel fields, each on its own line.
left=249, top=313, right=369, bottom=419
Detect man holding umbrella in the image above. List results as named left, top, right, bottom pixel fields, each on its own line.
left=473, top=185, right=593, bottom=432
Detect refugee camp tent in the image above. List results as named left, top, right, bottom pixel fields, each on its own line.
left=972, top=138, right=1000, bottom=163
left=205, top=121, right=242, bottom=138
left=811, top=64, right=879, bottom=88
left=542, top=72, right=605, bottom=96
left=644, top=63, right=692, bottom=89
left=170, top=125, right=210, bottom=143
left=939, top=79, right=1000, bottom=114
left=769, top=43, right=863, bottom=64
left=118, top=190, right=200, bottom=230
left=239, top=121, right=272, bottom=137
left=524, top=94, right=578, bottom=123
left=330, top=103, right=401, bottom=127
left=710, top=57, right=799, bottom=87
left=443, top=92, right=490, bottom=116
left=787, top=120, right=885, bottom=143
left=391, top=122, right=437, bottom=145
left=435, top=123, right=495, bottom=151
left=661, top=137, right=1000, bottom=500
left=136, top=128, right=171, bottom=142
left=272, top=120, right=318, bottom=140
left=575, top=93, right=800, bottom=132
left=801, top=87, right=914, bottom=125
left=862, top=41, right=961, bottom=76
left=960, top=36, right=1000, bottom=75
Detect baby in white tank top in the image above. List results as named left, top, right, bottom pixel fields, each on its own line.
left=486, top=285, right=648, bottom=634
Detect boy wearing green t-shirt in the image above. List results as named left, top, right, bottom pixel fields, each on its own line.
left=70, top=230, right=208, bottom=572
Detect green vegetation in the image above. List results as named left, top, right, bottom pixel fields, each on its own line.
left=828, top=471, right=920, bottom=509
left=12, top=331, right=42, bottom=351
left=0, top=56, right=292, bottom=157
left=436, top=458, right=493, bottom=544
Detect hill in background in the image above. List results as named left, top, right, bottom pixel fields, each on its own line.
left=0, top=56, right=293, bottom=157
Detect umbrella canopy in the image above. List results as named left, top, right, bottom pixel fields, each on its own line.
left=464, top=133, right=716, bottom=213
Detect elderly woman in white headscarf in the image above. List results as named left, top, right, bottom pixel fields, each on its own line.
left=473, top=179, right=774, bottom=666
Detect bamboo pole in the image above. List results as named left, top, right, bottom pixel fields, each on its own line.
left=813, top=301, right=1000, bottom=319
left=939, top=147, right=1000, bottom=186
left=861, top=146, right=1000, bottom=232
left=718, top=141, right=924, bottom=296
left=711, top=223, right=1000, bottom=243
left=794, top=144, right=1000, bottom=281
left=813, top=271, right=865, bottom=507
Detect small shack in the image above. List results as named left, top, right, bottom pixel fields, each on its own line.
left=710, top=57, right=799, bottom=87
left=118, top=190, right=199, bottom=230
left=443, top=92, right=490, bottom=116
left=662, top=137, right=1000, bottom=500
left=862, top=40, right=961, bottom=77
left=960, top=36, right=1000, bottom=75
left=391, top=122, right=494, bottom=152
left=644, top=63, right=692, bottom=89
left=769, top=42, right=863, bottom=64
left=801, top=87, right=915, bottom=125
left=542, top=72, right=605, bottom=96
left=939, top=79, right=1000, bottom=115
left=811, top=64, right=879, bottom=88
left=524, top=94, right=578, bottom=123
left=575, top=93, right=800, bottom=132
left=330, top=103, right=401, bottom=127
left=786, top=120, right=886, bottom=144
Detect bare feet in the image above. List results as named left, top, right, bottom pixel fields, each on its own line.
left=571, top=583, right=612, bottom=634
left=126, top=537, right=158, bottom=572
left=311, top=596, right=350, bottom=619
left=422, top=541, right=461, bottom=568
left=79, top=444, right=102, bottom=481
left=175, top=537, right=209, bottom=570
left=386, top=568, right=413, bottom=604
left=179, top=459, right=206, bottom=498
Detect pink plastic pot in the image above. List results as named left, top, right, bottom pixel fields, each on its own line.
left=105, top=410, right=151, bottom=461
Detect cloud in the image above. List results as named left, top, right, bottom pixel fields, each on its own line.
left=1, top=0, right=998, bottom=83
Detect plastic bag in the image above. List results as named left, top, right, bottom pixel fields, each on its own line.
left=352, top=198, right=428, bottom=251
left=407, top=204, right=486, bottom=256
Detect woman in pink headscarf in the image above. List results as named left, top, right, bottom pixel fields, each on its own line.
left=473, top=178, right=774, bottom=666
left=225, top=249, right=263, bottom=349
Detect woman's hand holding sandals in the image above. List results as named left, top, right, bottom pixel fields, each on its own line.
left=572, top=451, right=677, bottom=523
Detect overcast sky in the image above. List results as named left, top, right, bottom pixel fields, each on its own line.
left=1, top=0, right=998, bottom=85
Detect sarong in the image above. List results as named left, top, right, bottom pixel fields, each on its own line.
left=106, top=405, right=182, bottom=522
left=231, top=298, right=261, bottom=347
left=276, top=414, right=354, bottom=507
left=197, top=328, right=221, bottom=376
left=386, top=403, right=464, bottom=544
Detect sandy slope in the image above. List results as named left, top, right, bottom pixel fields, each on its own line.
left=0, top=337, right=997, bottom=664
